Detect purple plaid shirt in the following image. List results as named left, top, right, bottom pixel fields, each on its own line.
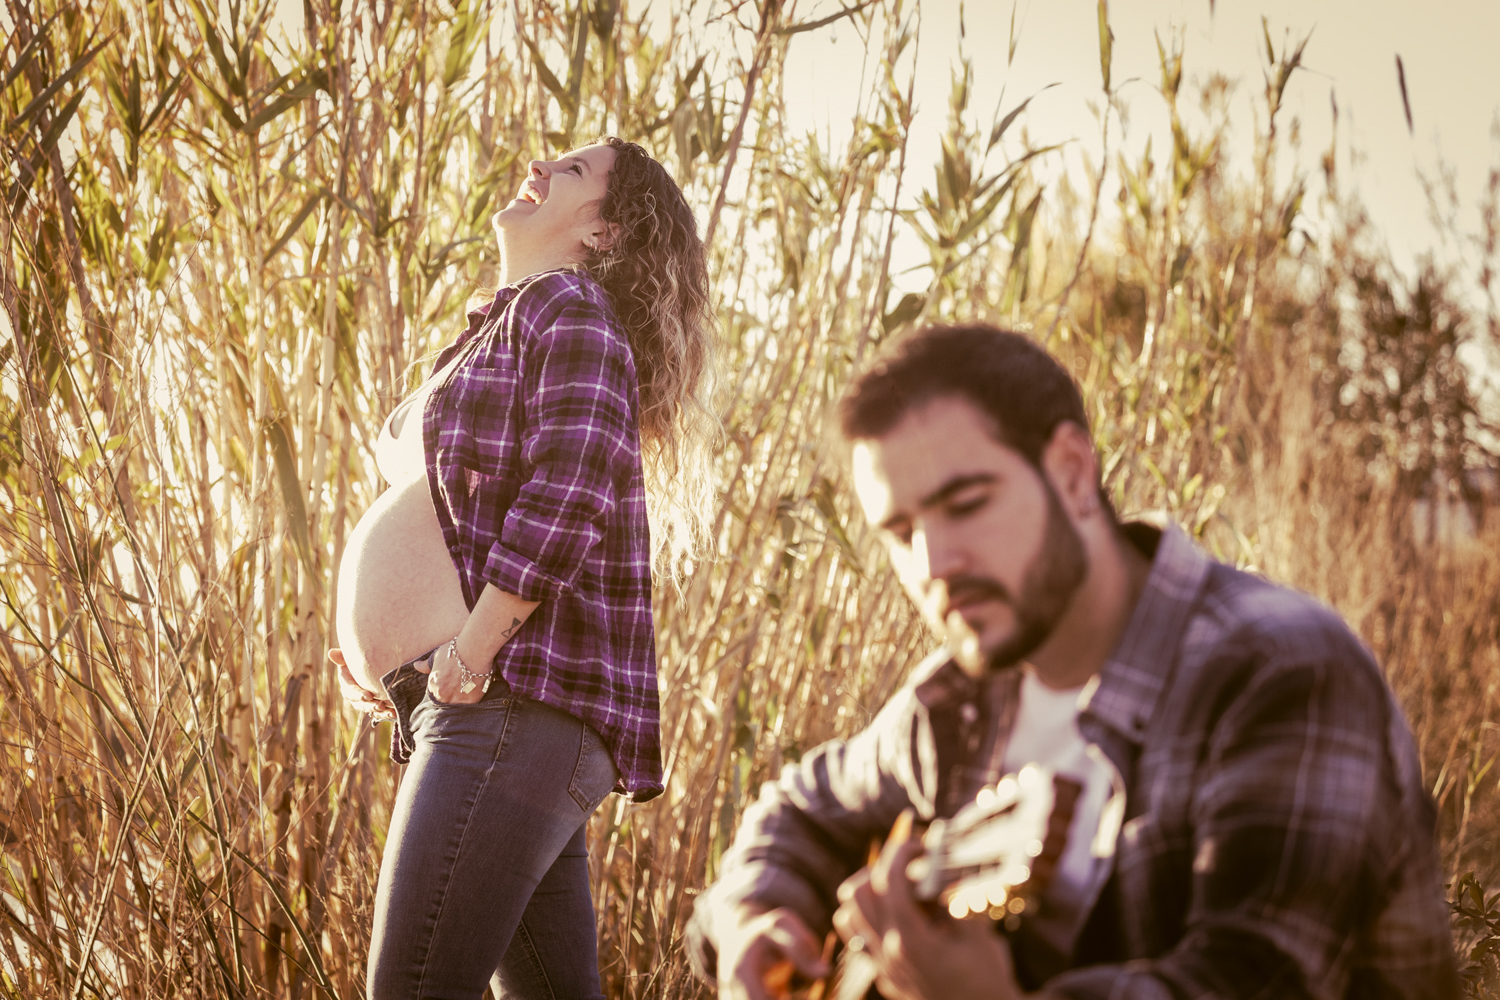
left=423, top=269, right=662, bottom=801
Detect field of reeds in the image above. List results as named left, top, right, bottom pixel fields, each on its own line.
left=2, top=0, right=1498, bottom=997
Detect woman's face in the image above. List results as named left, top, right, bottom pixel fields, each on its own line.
left=492, top=143, right=617, bottom=255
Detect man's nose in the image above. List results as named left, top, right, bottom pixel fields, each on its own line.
left=918, top=523, right=967, bottom=585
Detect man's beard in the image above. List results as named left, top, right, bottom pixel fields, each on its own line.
left=944, top=483, right=1089, bottom=671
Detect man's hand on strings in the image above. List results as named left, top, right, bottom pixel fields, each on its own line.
left=832, top=812, right=1023, bottom=1000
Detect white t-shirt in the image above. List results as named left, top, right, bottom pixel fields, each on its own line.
left=1000, top=667, right=1115, bottom=953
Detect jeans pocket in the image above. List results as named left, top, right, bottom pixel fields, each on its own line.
left=423, top=666, right=511, bottom=709
left=382, top=651, right=438, bottom=765
left=567, top=724, right=618, bottom=813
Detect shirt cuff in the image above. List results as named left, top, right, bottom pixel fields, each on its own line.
left=483, top=540, right=573, bottom=602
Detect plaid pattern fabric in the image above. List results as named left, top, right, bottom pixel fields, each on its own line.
left=689, top=521, right=1457, bottom=997
left=424, top=269, right=661, bottom=801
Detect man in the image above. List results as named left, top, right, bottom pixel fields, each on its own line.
left=687, top=324, right=1457, bottom=999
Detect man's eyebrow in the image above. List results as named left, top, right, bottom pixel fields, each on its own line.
left=918, top=473, right=997, bottom=510
left=877, top=472, right=997, bottom=533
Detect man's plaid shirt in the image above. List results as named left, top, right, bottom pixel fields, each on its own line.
left=690, top=521, right=1457, bottom=997
left=424, top=269, right=662, bottom=801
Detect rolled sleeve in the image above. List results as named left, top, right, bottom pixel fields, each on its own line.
left=688, top=690, right=934, bottom=980
left=482, top=297, right=636, bottom=602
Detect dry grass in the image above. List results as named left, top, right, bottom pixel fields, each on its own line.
left=1, top=1, right=1496, bottom=998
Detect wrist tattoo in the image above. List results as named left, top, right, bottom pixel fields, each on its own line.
left=501, top=616, right=522, bottom=639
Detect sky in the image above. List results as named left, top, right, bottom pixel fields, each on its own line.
left=254, top=0, right=1500, bottom=302
left=778, top=0, right=1500, bottom=294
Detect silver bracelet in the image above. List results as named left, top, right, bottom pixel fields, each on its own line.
left=448, top=637, right=493, bottom=695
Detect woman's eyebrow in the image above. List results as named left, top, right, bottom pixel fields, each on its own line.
left=563, top=156, right=591, bottom=174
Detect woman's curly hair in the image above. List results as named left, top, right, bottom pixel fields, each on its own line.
left=579, top=136, right=719, bottom=577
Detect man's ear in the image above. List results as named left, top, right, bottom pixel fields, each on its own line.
left=1041, top=421, right=1102, bottom=519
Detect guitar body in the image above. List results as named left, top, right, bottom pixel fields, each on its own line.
left=800, top=766, right=1083, bottom=1000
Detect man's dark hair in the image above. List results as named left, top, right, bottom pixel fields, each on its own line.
left=839, top=323, right=1091, bottom=468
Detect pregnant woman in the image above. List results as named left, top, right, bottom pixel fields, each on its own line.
left=329, top=136, right=715, bottom=999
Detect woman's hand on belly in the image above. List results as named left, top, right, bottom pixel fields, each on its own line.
left=331, top=648, right=396, bottom=721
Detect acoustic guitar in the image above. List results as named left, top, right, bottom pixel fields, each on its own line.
left=768, top=764, right=1082, bottom=1000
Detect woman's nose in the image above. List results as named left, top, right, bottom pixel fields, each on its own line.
left=528, top=160, right=547, bottom=177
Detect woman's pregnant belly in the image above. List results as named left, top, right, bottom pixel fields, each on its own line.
left=336, top=475, right=470, bottom=695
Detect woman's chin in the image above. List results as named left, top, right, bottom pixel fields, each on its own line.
left=492, top=202, right=530, bottom=230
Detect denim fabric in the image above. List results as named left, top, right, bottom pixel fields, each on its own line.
left=368, top=676, right=619, bottom=1000
left=381, top=649, right=438, bottom=765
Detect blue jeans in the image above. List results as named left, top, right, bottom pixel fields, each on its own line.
left=368, top=656, right=619, bottom=999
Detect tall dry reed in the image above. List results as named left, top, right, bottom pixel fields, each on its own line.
left=1, top=1, right=1496, bottom=997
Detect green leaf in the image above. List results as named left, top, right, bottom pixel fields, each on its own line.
left=264, top=192, right=324, bottom=263
left=938, top=135, right=963, bottom=212
left=9, top=35, right=113, bottom=132
left=988, top=83, right=1059, bottom=152
left=141, top=69, right=187, bottom=133
left=186, top=0, right=244, bottom=100
left=33, top=88, right=86, bottom=156
left=443, top=0, right=487, bottom=87
left=467, top=150, right=519, bottom=224
left=1141, top=454, right=1170, bottom=493
left=128, top=55, right=142, bottom=135
left=1169, top=246, right=1190, bottom=288
left=187, top=63, right=246, bottom=131
left=519, top=35, right=576, bottom=117
left=0, top=11, right=63, bottom=94
left=143, top=218, right=178, bottom=289
left=882, top=292, right=926, bottom=334
left=1097, top=0, right=1114, bottom=94
left=951, top=173, right=1017, bottom=246
left=678, top=54, right=706, bottom=102
left=1000, top=189, right=1043, bottom=312
left=810, top=476, right=864, bottom=578
left=266, top=419, right=314, bottom=573
left=672, top=99, right=695, bottom=168
left=1278, top=179, right=1306, bottom=242
left=565, top=0, right=591, bottom=125
left=590, top=0, right=617, bottom=40
left=240, top=70, right=326, bottom=132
